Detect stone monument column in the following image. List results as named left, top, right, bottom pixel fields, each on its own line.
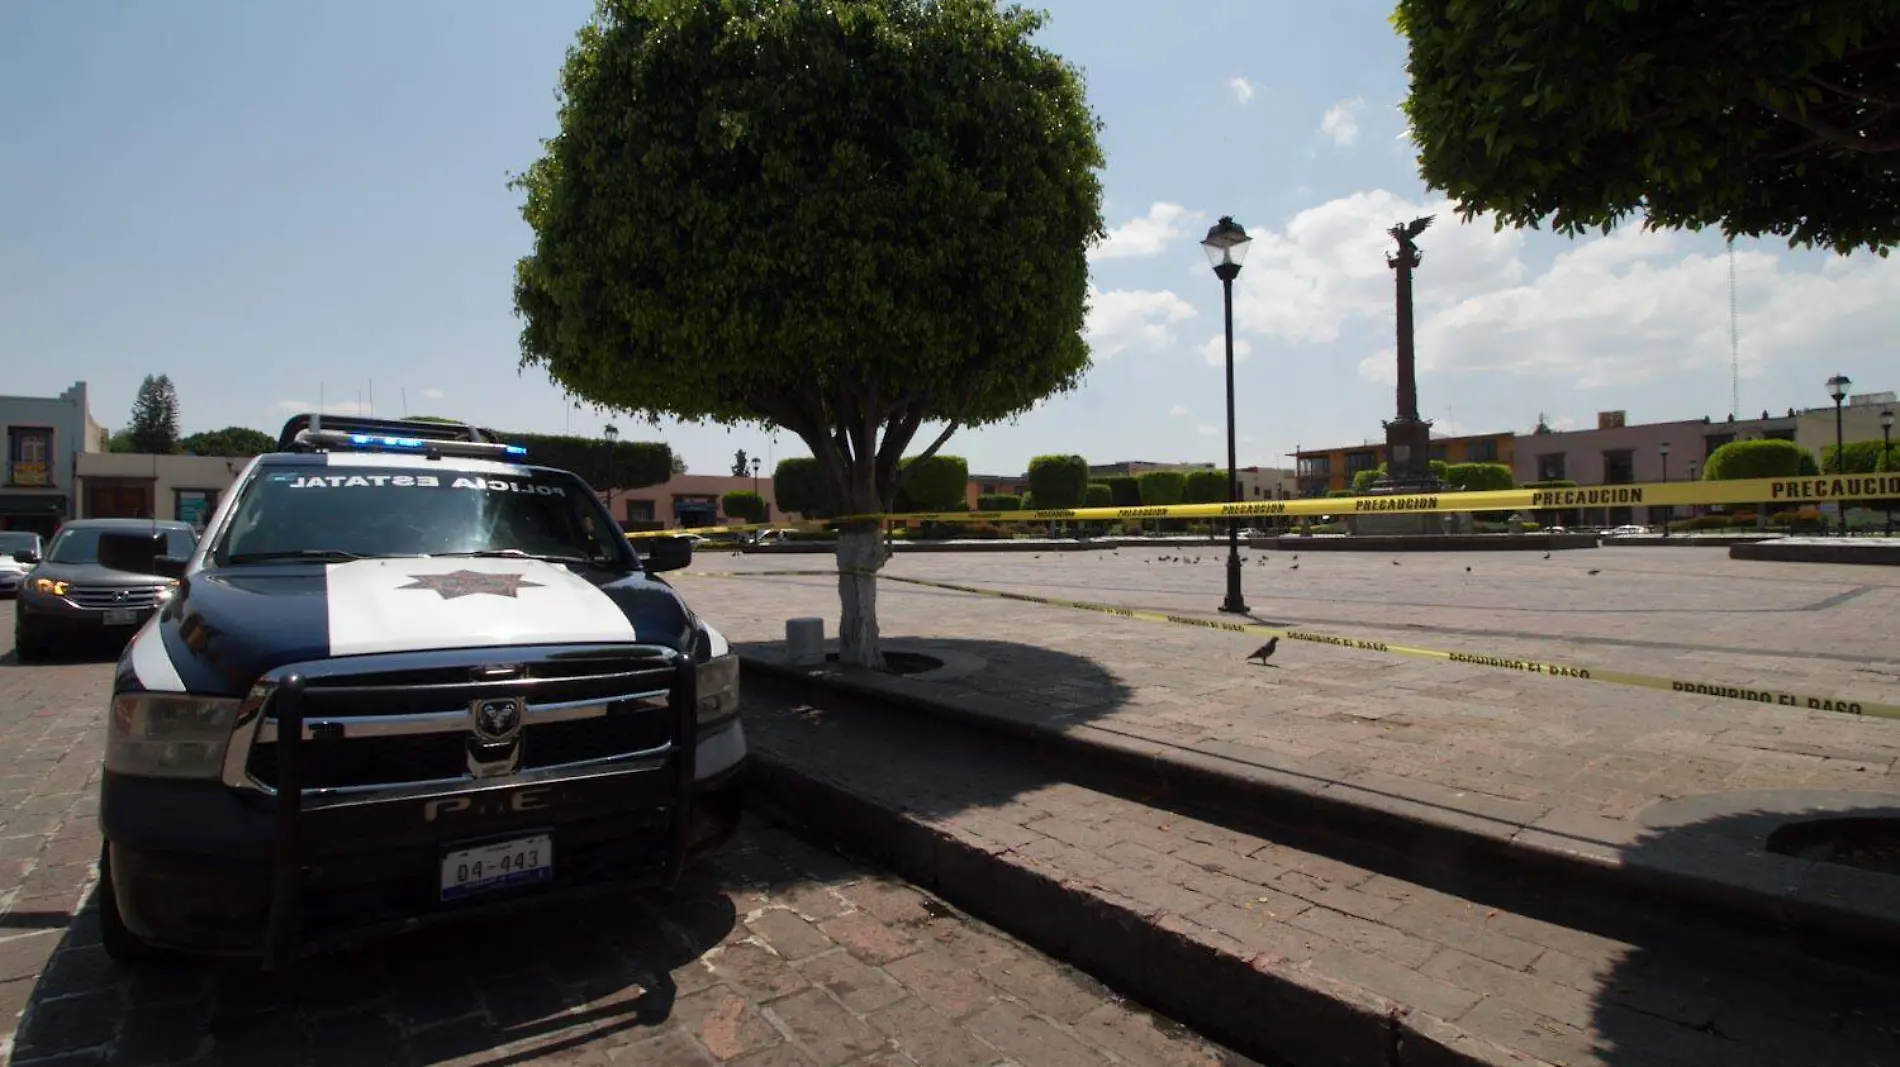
left=1382, top=215, right=1439, bottom=489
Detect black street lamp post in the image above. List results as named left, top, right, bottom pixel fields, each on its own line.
left=1686, top=460, right=1698, bottom=521
left=1202, top=216, right=1253, bottom=615
left=1659, top=442, right=1670, bottom=538
left=602, top=423, right=620, bottom=523
left=1828, top=374, right=1852, bottom=535
left=1882, top=408, right=1894, bottom=536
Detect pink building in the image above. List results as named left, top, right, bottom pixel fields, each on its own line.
left=604, top=473, right=787, bottom=529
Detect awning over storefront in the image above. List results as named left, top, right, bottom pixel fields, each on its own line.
left=0, top=494, right=68, bottom=516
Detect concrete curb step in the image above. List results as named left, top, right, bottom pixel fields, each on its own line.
left=740, top=652, right=1900, bottom=979
left=744, top=747, right=1530, bottom=1067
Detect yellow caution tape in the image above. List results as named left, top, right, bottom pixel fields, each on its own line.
left=679, top=569, right=1900, bottom=721
left=628, top=473, right=1900, bottom=538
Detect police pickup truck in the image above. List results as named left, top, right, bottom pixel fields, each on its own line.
left=95, top=414, right=744, bottom=967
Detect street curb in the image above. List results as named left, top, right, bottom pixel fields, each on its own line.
left=744, top=749, right=1543, bottom=1067
left=1263, top=534, right=1598, bottom=552
left=1729, top=540, right=1900, bottom=565
left=741, top=654, right=1900, bottom=978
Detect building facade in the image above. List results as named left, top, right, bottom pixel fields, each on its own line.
left=75, top=453, right=245, bottom=528
left=1, top=382, right=107, bottom=536
left=1294, top=431, right=1516, bottom=497
left=607, top=473, right=787, bottom=528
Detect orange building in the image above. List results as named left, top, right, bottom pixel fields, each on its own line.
left=1293, top=431, right=1516, bottom=497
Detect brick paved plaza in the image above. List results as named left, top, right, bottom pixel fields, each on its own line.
left=0, top=617, right=1246, bottom=1067
left=677, top=545, right=1900, bottom=832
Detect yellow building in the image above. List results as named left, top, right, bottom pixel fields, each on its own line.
left=1293, top=431, right=1516, bottom=496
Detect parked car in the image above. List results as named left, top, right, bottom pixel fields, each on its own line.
left=12, top=519, right=196, bottom=661
left=0, top=530, right=44, bottom=597
left=1607, top=524, right=1650, bottom=537
left=96, top=413, right=744, bottom=967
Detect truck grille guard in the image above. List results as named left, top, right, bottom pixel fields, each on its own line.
left=236, top=644, right=698, bottom=970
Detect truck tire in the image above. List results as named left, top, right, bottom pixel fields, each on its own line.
left=96, top=845, right=162, bottom=965
left=13, top=630, right=48, bottom=663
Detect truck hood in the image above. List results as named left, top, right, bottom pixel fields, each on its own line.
left=119, top=556, right=697, bottom=695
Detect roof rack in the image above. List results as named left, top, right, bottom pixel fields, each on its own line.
left=275, top=413, right=528, bottom=461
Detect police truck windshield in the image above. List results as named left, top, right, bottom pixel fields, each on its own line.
left=213, top=467, right=628, bottom=567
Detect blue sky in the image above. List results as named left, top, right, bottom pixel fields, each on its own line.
left=5, top=0, right=1897, bottom=478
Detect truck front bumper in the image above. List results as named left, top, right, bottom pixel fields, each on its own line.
left=101, top=756, right=745, bottom=959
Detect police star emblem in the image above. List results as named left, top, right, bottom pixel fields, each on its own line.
left=397, top=569, right=544, bottom=600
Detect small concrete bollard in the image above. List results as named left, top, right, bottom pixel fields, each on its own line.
left=786, top=617, right=826, bottom=666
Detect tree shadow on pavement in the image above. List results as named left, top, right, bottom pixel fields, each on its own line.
left=1572, top=806, right=1900, bottom=1067
left=3, top=825, right=848, bottom=1066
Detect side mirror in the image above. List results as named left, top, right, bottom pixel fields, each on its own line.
left=12, top=550, right=38, bottom=565
left=641, top=536, right=693, bottom=574
left=97, top=531, right=165, bottom=576
left=153, top=555, right=189, bottom=579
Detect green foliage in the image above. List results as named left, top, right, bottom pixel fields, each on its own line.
left=1393, top=0, right=1900, bottom=255
left=1523, top=479, right=1578, bottom=489
left=976, top=493, right=1021, bottom=511
left=1822, top=439, right=1898, bottom=473
left=179, top=427, right=276, bottom=458
left=1326, top=488, right=1357, bottom=498
left=1018, top=491, right=1034, bottom=510
left=772, top=457, right=832, bottom=518
left=1135, top=470, right=1186, bottom=506
left=1429, top=459, right=1450, bottom=482
left=1351, top=466, right=1386, bottom=493
left=1027, top=455, right=1089, bottom=509
left=1443, top=462, right=1515, bottom=492
left=1183, top=469, right=1228, bottom=504
left=1703, top=438, right=1819, bottom=480
left=895, top=454, right=969, bottom=512
left=107, top=429, right=138, bottom=453
left=1084, top=482, right=1113, bottom=507
left=127, top=374, right=181, bottom=454
left=1103, top=475, right=1141, bottom=507
left=510, top=433, right=673, bottom=489
left=721, top=490, right=768, bottom=523
left=512, top=0, right=1106, bottom=518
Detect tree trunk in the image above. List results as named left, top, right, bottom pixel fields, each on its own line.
left=836, top=522, right=885, bottom=669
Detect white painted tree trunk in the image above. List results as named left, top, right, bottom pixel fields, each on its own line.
left=836, top=524, right=885, bottom=669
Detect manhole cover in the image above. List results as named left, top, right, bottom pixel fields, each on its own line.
left=823, top=650, right=944, bottom=676
left=1765, top=817, right=1900, bottom=876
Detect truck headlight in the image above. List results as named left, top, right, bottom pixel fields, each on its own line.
left=32, top=578, right=68, bottom=597
left=695, top=654, right=740, bottom=728
left=107, top=693, right=241, bottom=779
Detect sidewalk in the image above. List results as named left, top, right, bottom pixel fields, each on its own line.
left=738, top=670, right=1900, bottom=1067
left=674, top=548, right=1900, bottom=960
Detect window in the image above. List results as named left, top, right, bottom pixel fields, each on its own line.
left=7, top=427, right=53, bottom=487
left=623, top=499, right=656, bottom=522
left=1297, top=456, right=1330, bottom=476
left=213, top=466, right=626, bottom=566
left=1536, top=453, right=1567, bottom=482
left=1345, top=451, right=1379, bottom=474
left=1603, top=450, right=1636, bottom=483
left=1467, top=439, right=1497, bottom=462
left=48, top=525, right=196, bottom=565
left=1704, top=434, right=1734, bottom=457
left=174, top=488, right=220, bottom=529
left=1762, top=429, right=1795, bottom=442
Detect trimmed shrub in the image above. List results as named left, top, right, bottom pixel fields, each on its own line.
left=773, top=457, right=832, bottom=517
left=1027, top=454, right=1089, bottom=509
left=1104, top=475, right=1141, bottom=507
left=1085, top=483, right=1113, bottom=507
left=720, top=490, right=767, bottom=524
left=1351, top=467, right=1385, bottom=493
left=976, top=494, right=1022, bottom=511
left=1704, top=439, right=1819, bottom=480
left=1184, top=469, right=1228, bottom=504
left=1136, top=470, right=1187, bottom=506
left=895, top=454, right=968, bottom=512
left=511, top=434, right=673, bottom=491
left=1444, top=462, right=1515, bottom=492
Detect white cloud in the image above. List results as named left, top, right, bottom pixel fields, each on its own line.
left=1320, top=97, right=1365, bottom=147
left=1092, top=202, right=1205, bottom=261
left=1228, top=77, right=1255, bottom=105
left=1199, top=334, right=1254, bottom=366
left=1196, top=424, right=1218, bottom=437
left=1169, top=404, right=1189, bottom=418
left=420, top=387, right=446, bottom=400
left=275, top=399, right=372, bottom=416
left=1250, top=188, right=1900, bottom=391
left=1085, top=286, right=1197, bottom=357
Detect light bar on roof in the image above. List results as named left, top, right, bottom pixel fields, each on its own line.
left=294, top=428, right=530, bottom=460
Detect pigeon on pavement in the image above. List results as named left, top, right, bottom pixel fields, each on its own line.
left=1248, top=637, right=1279, bottom=663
